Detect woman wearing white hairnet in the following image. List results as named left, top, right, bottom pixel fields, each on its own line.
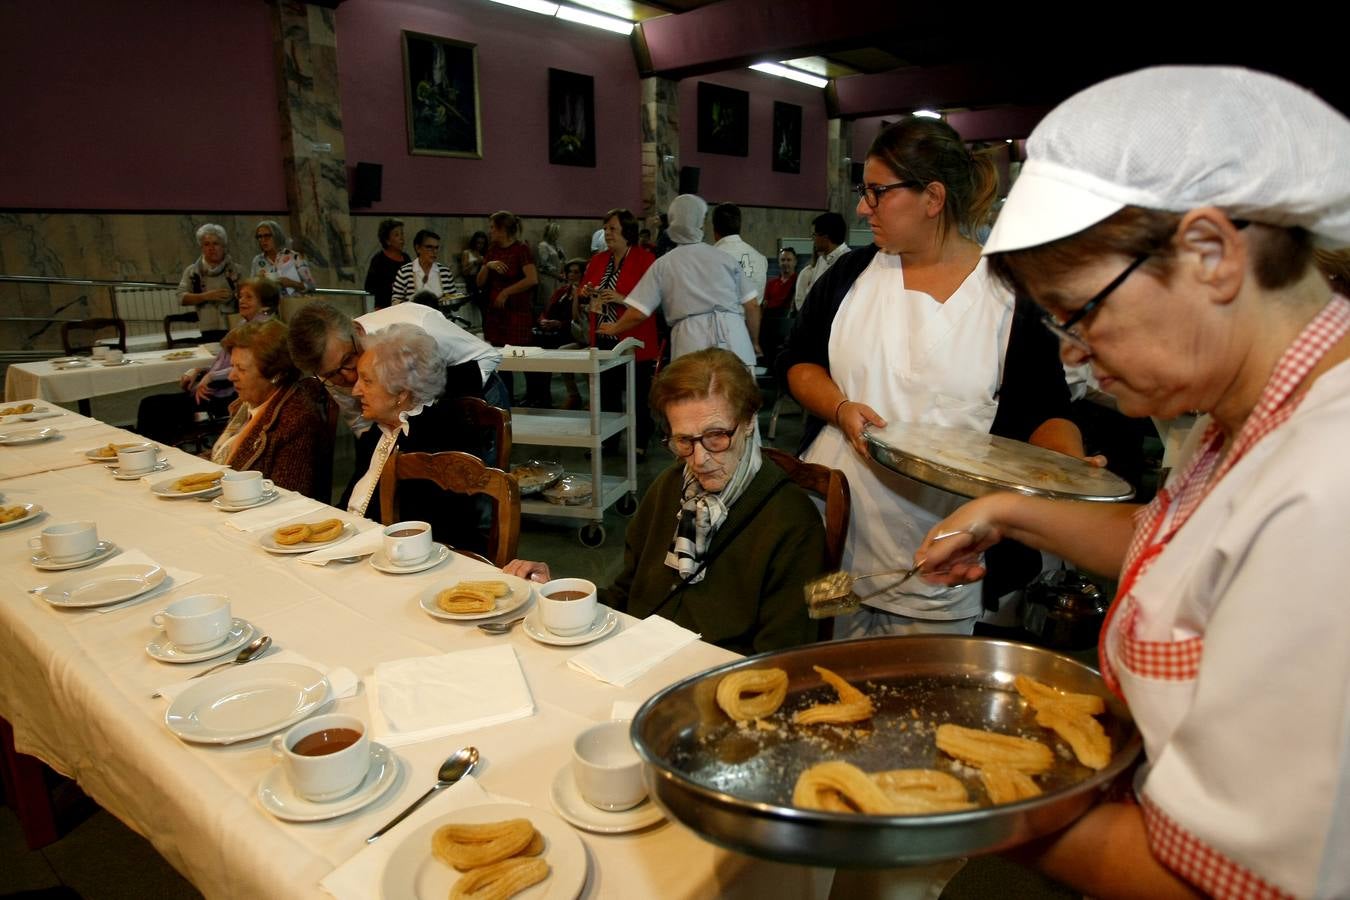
left=598, top=194, right=757, bottom=366
left=919, top=67, right=1350, bottom=898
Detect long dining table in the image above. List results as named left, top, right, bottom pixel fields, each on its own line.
left=4, top=347, right=217, bottom=407
left=0, top=408, right=833, bottom=899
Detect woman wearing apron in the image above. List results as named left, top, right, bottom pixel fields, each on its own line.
left=781, top=117, right=1084, bottom=638
left=919, top=67, right=1350, bottom=898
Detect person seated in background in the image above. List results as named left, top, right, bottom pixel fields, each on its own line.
left=391, top=229, right=455, bottom=306
left=135, top=277, right=279, bottom=446
left=287, top=300, right=508, bottom=435
left=209, top=319, right=332, bottom=501
left=177, top=223, right=241, bottom=343
left=250, top=219, right=315, bottom=295
left=506, top=348, right=826, bottom=655
left=339, top=323, right=487, bottom=554
left=364, top=218, right=411, bottom=310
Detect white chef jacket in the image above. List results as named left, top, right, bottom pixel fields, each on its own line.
left=802, top=253, right=1014, bottom=620
left=714, top=234, right=767, bottom=306
left=625, top=242, right=757, bottom=366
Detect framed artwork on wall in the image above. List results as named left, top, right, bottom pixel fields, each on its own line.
left=402, top=30, right=482, bottom=158
left=548, top=68, right=596, bottom=167
left=772, top=101, right=802, bottom=173
left=697, top=82, right=749, bottom=157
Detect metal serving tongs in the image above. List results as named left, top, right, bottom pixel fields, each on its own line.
left=803, top=529, right=974, bottom=619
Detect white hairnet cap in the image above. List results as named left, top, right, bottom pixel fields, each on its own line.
left=984, top=66, right=1350, bottom=255
left=667, top=194, right=707, bottom=245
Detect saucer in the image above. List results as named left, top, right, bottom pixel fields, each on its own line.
left=211, top=489, right=280, bottom=512
left=0, top=427, right=56, bottom=445
left=112, top=460, right=170, bottom=479
left=31, top=540, right=118, bottom=571
left=369, top=543, right=451, bottom=575
left=258, top=743, right=400, bottom=822
left=522, top=604, right=618, bottom=646
left=145, top=619, right=255, bottom=663
left=549, top=763, right=664, bottom=834
left=53, top=360, right=90, bottom=370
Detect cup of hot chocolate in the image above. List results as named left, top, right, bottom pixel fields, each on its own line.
left=270, top=713, right=370, bottom=802
left=538, top=577, right=598, bottom=636
left=382, top=520, right=432, bottom=566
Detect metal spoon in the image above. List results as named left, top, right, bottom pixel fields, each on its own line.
left=187, top=634, right=272, bottom=680
left=477, top=615, right=526, bottom=635
left=367, top=746, right=480, bottom=843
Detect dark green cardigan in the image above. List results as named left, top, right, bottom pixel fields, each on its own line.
left=600, top=456, right=826, bottom=655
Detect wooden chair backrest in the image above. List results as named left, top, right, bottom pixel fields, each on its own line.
left=163, top=312, right=200, bottom=348
left=378, top=449, right=520, bottom=567
left=444, top=396, right=512, bottom=470
left=61, top=317, right=127, bottom=354
left=762, top=447, right=851, bottom=571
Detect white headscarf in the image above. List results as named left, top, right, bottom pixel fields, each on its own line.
left=667, top=194, right=708, bottom=245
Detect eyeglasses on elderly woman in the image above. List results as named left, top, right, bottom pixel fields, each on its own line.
left=662, top=424, right=739, bottom=457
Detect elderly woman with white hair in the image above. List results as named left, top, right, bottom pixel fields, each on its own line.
left=250, top=219, right=315, bottom=295
left=177, top=223, right=242, bottom=342
left=340, top=322, right=487, bottom=552
left=915, top=67, right=1350, bottom=898
left=599, top=194, right=757, bottom=366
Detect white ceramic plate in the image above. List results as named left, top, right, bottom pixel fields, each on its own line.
left=416, top=574, right=533, bottom=621
left=150, top=472, right=223, bottom=498
left=19, top=410, right=62, bottom=421
left=522, top=605, right=618, bottom=647
left=84, top=442, right=157, bottom=462
left=164, top=662, right=330, bottom=744
left=38, top=562, right=165, bottom=608
left=370, top=543, right=451, bottom=575
left=0, top=427, right=56, bottom=445
left=49, top=357, right=80, bottom=365
left=112, top=460, right=170, bottom=479
left=211, top=489, right=280, bottom=512
left=258, top=520, right=357, bottom=554
left=0, top=503, right=43, bottom=530
left=549, top=762, right=663, bottom=834
left=145, top=619, right=255, bottom=663
left=380, top=802, right=586, bottom=900
left=100, top=359, right=135, bottom=367
left=258, top=743, right=400, bottom=822
left=52, top=360, right=90, bottom=370
left=31, top=540, right=119, bottom=571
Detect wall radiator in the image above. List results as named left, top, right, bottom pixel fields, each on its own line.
left=113, top=286, right=194, bottom=348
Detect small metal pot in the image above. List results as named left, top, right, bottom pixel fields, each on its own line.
left=1021, top=569, right=1108, bottom=650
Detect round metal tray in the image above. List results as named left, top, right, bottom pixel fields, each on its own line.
left=631, top=636, right=1140, bottom=868
left=864, top=422, right=1134, bottom=501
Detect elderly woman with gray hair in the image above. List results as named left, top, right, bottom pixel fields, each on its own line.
left=250, top=219, right=315, bottom=295
left=177, top=223, right=242, bottom=342
left=339, top=323, right=488, bottom=552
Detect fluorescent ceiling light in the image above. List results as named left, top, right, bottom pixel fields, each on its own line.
left=913, top=109, right=942, bottom=119
left=486, top=0, right=559, bottom=14
left=749, top=63, right=829, bottom=89
left=567, top=0, right=636, bottom=17
left=781, top=56, right=830, bottom=77
left=555, top=4, right=634, bottom=33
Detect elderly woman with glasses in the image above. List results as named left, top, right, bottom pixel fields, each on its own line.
left=177, top=223, right=242, bottom=342
left=914, top=67, right=1350, bottom=899
left=250, top=219, right=315, bottom=295
left=506, top=348, right=826, bottom=654
left=779, top=117, right=1087, bottom=640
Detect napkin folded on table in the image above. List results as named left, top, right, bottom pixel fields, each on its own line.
left=567, top=615, right=700, bottom=687
left=297, top=526, right=383, bottom=565
left=368, top=645, right=534, bottom=747
left=85, top=548, right=202, bottom=615
left=153, top=648, right=360, bottom=704
left=221, top=497, right=324, bottom=533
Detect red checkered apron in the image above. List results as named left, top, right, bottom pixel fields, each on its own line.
left=1100, top=296, right=1350, bottom=899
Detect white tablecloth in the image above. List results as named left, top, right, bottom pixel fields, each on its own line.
left=0, top=410, right=128, bottom=481
left=0, top=415, right=832, bottom=900
left=4, top=347, right=215, bottom=403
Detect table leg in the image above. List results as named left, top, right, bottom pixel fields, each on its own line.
left=78, top=398, right=92, bottom=417
left=0, top=716, right=59, bottom=850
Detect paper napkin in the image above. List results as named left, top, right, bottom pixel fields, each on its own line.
left=222, top=497, right=324, bottom=533
left=567, top=615, right=700, bottom=687
left=296, top=526, right=383, bottom=565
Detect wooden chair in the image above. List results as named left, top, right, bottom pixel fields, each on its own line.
left=60, top=317, right=126, bottom=354
left=763, top=447, right=851, bottom=639
left=444, top=395, right=512, bottom=470
left=163, top=311, right=200, bottom=348
left=378, top=449, right=520, bottom=568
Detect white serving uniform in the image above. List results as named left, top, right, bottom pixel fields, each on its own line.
left=624, top=242, right=758, bottom=366
left=802, top=253, right=1014, bottom=624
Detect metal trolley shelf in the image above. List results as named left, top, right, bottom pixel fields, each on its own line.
left=497, top=338, right=642, bottom=546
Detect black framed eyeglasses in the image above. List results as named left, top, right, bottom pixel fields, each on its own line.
left=663, top=424, right=739, bottom=457
left=317, top=339, right=359, bottom=386
left=1040, top=253, right=1150, bottom=352
left=854, top=180, right=921, bottom=209
left=255, top=232, right=273, bottom=241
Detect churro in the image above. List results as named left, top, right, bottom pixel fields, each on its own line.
left=873, top=769, right=976, bottom=814
left=0, top=403, right=34, bottom=416
left=1034, top=705, right=1111, bottom=770
left=302, top=518, right=344, bottom=542
left=172, top=471, right=223, bottom=492
left=274, top=523, right=310, bottom=545
left=436, top=583, right=499, bottom=614
left=716, top=668, right=789, bottom=721
left=449, top=857, right=549, bottom=900
left=935, top=723, right=1054, bottom=774
left=792, top=761, right=895, bottom=814
left=792, top=665, right=874, bottom=725
left=1013, top=675, right=1106, bottom=716
left=979, top=765, right=1043, bottom=804
left=433, top=818, right=536, bottom=871
left=1, top=505, right=29, bottom=523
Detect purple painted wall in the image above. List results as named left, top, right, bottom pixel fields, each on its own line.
left=336, top=0, right=642, bottom=217
left=0, top=0, right=285, bottom=211
left=678, top=69, right=826, bottom=210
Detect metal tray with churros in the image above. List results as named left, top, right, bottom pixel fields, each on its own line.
left=631, top=636, right=1141, bottom=867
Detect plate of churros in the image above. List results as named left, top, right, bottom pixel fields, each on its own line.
left=150, top=471, right=223, bottom=497
left=416, top=575, right=533, bottom=621
left=630, top=635, right=1141, bottom=868
left=380, top=802, right=586, bottom=900
left=259, top=517, right=356, bottom=554
left=0, top=503, right=43, bottom=530
left=85, top=442, right=157, bottom=461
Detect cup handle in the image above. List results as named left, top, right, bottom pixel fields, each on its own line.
left=27, top=537, right=42, bottom=552
left=271, top=735, right=287, bottom=761
left=151, top=612, right=166, bottom=628
left=262, top=480, right=274, bottom=492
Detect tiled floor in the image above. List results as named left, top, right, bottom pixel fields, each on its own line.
left=1, top=381, right=1077, bottom=899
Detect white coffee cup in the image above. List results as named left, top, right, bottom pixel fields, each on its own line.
left=538, top=578, right=598, bottom=636
left=103, top=349, right=124, bottom=364
left=383, top=520, right=432, bottom=565
left=29, top=521, right=98, bottom=562
left=271, top=713, right=370, bottom=802
left=573, top=720, right=647, bottom=811
left=91, top=346, right=109, bottom=359
left=221, top=470, right=272, bottom=504
left=151, top=593, right=232, bottom=651
left=116, top=443, right=158, bottom=475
